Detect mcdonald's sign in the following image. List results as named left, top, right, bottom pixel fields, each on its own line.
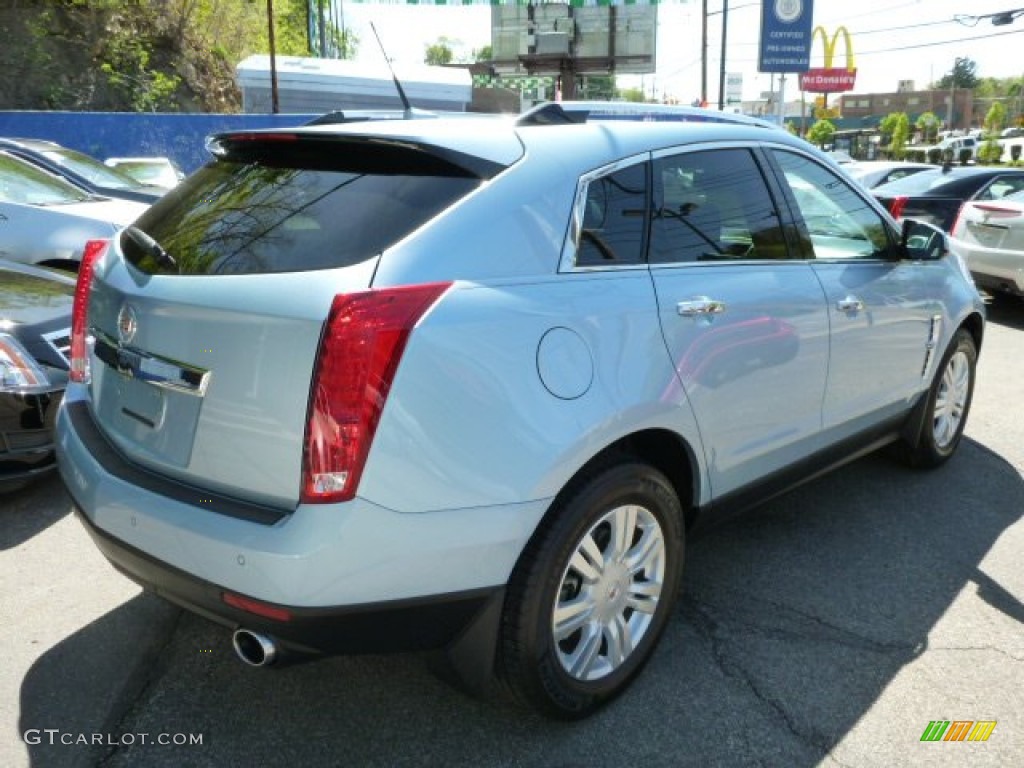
left=799, top=26, right=857, bottom=93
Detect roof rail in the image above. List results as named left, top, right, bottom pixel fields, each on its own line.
left=304, top=108, right=438, bottom=126
left=519, top=101, right=781, bottom=130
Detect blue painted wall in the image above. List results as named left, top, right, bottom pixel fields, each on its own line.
left=0, top=111, right=319, bottom=174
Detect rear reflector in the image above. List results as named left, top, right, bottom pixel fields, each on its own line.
left=301, top=282, right=452, bottom=504
left=222, top=592, right=293, bottom=622
left=69, top=239, right=109, bottom=384
left=888, top=195, right=908, bottom=220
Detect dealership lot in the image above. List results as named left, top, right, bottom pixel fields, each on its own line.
left=2, top=298, right=1022, bottom=768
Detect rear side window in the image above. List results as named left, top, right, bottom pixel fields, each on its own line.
left=123, top=152, right=481, bottom=276
left=650, top=148, right=788, bottom=263
left=575, top=161, right=648, bottom=266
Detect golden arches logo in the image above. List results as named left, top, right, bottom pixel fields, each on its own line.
left=811, top=26, right=855, bottom=71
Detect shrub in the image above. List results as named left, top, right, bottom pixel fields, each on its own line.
left=959, top=147, right=973, bottom=165
left=927, top=148, right=943, bottom=164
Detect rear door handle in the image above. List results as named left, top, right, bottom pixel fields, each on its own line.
left=677, top=297, right=727, bottom=317
left=836, top=296, right=864, bottom=313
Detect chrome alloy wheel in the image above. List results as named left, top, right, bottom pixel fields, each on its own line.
left=551, top=504, right=666, bottom=681
left=933, top=349, right=971, bottom=450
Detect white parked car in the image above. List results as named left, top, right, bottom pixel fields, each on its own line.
left=950, top=188, right=1024, bottom=298
left=104, top=156, right=185, bottom=191
left=0, top=151, right=148, bottom=271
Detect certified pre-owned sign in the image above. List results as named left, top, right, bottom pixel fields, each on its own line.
left=759, top=0, right=815, bottom=73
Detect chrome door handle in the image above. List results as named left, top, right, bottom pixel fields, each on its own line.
left=677, top=297, right=727, bottom=317
left=836, top=296, right=864, bottom=312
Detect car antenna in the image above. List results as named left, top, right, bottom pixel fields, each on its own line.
left=370, top=22, right=414, bottom=119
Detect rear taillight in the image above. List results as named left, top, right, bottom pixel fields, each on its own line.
left=301, top=282, right=452, bottom=504
left=972, top=202, right=1021, bottom=216
left=950, top=203, right=968, bottom=236
left=888, top=195, right=908, bottom=220
left=69, top=239, right=109, bottom=384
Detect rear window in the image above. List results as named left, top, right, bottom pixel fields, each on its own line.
left=122, top=150, right=482, bottom=276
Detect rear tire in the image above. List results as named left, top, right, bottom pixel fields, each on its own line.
left=899, top=329, right=977, bottom=468
left=499, top=462, right=685, bottom=719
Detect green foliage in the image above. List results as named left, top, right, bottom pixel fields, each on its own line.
left=933, top=57, right=980, bottom=90
left=915, top=111, right=940, bottom=143
left=472, top=44, right=493, bottom=62
left=579, top=75, right=616, bottom=101
left=879, top=112, right=910, bottom=159
left=619, top=87, right=646, bottom=103
left=425, top=37, right=454, bottom=66
left=806, top=119, right=835, bottom=149
left=977, top=101, right=1008, bottom=164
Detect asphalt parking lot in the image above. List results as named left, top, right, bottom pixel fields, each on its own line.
left=3, top=297, right=1022, bottom=768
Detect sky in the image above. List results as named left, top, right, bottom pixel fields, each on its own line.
left=339, top=1, right=1024, bottom=104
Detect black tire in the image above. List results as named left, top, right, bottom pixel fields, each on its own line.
left=498, top=462, right=685, bottom=719
left=899, top=328, right=977, bottom=468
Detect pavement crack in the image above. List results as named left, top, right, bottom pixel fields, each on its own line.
left=685, top=597, right=853, bottom=766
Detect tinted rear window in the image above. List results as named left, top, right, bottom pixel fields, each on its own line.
left=122, top=157, right=481, bottom=276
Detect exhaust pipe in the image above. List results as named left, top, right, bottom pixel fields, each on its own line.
left=232, top=629, right=279, bottom=667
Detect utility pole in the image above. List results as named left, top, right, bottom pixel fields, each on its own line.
left=718, top=0, right=729, bottom=110
left=267, top=0, right=280, bottom=113
left=701, top=0, right=708, bottom=104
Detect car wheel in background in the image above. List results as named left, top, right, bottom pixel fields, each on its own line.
left=499, top=462, right=685, bottom=719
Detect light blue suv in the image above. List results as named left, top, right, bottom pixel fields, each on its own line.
left=56, top=103, right=985, bottom=718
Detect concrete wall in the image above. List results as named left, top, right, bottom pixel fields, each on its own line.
left=0, top=111, right=320, bottom=174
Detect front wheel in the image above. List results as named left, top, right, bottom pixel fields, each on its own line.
left=499, top=462, right=685, bottom=719
left=899, top=328, right=977, bottom=468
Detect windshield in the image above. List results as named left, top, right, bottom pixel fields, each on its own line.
left=41, top=148, right=145, bottom=189
left=0, top=152, right=92, bottom=205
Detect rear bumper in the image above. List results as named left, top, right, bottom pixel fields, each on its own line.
left=74, top=505, right=500, bottom=655
left=55, top=390, right=547, bottom=652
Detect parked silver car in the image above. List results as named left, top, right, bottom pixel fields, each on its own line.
left=56, top=103, right=984, bottom=718
left=0, top=151, right=148, bottom=271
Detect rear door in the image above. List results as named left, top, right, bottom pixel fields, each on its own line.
left=84, top=134, right=486, bottom=509
left=645, top=146, right=830, bottom=498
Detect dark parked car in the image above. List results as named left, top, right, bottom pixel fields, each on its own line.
left=872, top=166, right=1024, bottom=231
left=0, top=259, right=72, bottom=492
left=0, top=137, right=164, bottom=204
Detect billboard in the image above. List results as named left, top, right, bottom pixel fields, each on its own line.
left=491, top=4, right=657, bottom=76
left=759, top=0, right=815, bottom=73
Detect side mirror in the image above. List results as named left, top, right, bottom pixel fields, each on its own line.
left=900, top=218, right=948, bottom=261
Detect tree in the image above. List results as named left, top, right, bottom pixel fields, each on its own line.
left=424, top=37, right=454, bottom=66
left=879, top=112, right=910, bottom=159
left=934, top=57, right=980, bottom=90
left=619, top=87, right=645, bottom=103
left=472, top=44, right=492, bottom=62
left=915, top=111, right=940, bottom=144
left=806, top=119, right=836, bottom=149
left=978, top=101, right=1007, bottom=163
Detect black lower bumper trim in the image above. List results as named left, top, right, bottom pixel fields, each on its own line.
left=74, top=505, right=501, bottom=656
